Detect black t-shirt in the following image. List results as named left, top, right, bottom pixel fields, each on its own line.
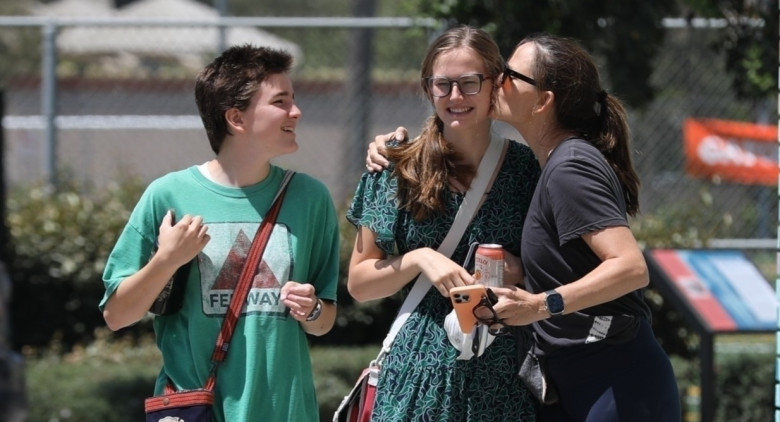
left=521, top=138, right=650, bottom=353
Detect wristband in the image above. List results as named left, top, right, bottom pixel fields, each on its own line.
left=305, top=298, right=323, bottom=321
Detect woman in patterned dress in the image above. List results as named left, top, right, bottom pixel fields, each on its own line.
left=346, top=26, right=539, bottom=421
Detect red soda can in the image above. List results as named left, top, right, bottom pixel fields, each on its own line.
left=474, top=244, right=504, bottom=287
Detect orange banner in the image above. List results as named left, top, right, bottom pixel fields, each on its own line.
left=683, top=118, right=779, bottom=186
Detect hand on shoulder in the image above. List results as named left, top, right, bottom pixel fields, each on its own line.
left=365, top=126, right=408, bottom=172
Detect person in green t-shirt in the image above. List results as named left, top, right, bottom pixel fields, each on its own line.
left=99, top=45, right=339, bottom=422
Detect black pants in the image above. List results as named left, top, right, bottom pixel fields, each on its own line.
left=538, top=319, right=681, bottom=422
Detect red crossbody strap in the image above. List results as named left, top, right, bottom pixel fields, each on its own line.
left=205, top=170, right=295, bottom=387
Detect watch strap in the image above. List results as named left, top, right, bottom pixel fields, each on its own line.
left=306, top=298, right=323, bottom=321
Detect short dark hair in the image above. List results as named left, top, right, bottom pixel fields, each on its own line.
left=195, top=45, right=293, bottom=153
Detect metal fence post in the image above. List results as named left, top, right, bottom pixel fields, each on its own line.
left=775, top=4, right=780, bottom=421
left=345, top=0, right=376, bottom=182
left=41, top=21, right=58, bottom=186
left=213, top=0, right=227, bottom=53
left=775, top=3, right=780, bottom=419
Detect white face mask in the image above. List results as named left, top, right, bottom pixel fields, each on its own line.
left=444, top=312, right=496, bottom=360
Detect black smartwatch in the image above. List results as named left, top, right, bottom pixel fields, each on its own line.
left=543, top=290, right=564, bottom=316
left=305, top=298, right=323, bottom=321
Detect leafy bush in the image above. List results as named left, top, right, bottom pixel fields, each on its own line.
left=714, top=349, right=775, bottom=421
left=25, top=329, right=160, bottom=422
left=25, top=331, right=380, bottom=422
left=670, top=345, right=774, bottom=422
left=25, top=338, right=772, bottom=422
left=7, top=174, right=147, bottom=350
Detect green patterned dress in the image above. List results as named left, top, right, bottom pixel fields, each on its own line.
left=347, top=140, right=541, bottom=422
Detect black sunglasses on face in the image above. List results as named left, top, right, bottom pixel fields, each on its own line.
left=503, top=67, right=536, bottom=86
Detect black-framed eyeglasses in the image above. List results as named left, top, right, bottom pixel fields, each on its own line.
left=425, top=74, right=486, bottom=97
left=503, top=67, right=536, bottom=86
left=473, top=288, right=510, bottom=336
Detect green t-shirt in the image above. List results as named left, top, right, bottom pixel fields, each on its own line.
left=101, top=165, right=339, bottom=422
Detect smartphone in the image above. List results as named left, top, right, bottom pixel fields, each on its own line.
left=152, top=209, right=176, bottom=250
left=149, top=208, right=191, bottom=316
left=449, top=284, right=487, bottom=333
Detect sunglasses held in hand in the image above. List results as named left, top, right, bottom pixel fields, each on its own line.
left=473, top=288, right=510, bottom=336
left=450, top=285, right=510, bottom=336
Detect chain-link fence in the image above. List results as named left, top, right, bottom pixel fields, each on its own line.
left=0, top=16, right=440, bottom=205
left=0, top=15, right=776, bottom=244
left=631, top=21, right=777, bottom=244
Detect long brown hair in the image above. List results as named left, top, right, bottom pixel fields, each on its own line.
left=387, top=26, right=503, bottom=221
left=520, top=34, right=641, bottom=216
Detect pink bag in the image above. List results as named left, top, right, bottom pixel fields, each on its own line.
left=333, top=363, right=379, bottom=422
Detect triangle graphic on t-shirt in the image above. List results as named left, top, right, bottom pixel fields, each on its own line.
left=211, top=228, right=251, bottom=290
left=253, top=260, right=280, bottom=288
left=210, top=226, right=281, bottom=290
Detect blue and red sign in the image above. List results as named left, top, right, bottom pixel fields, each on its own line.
left=648, top=249, right=777, bottom=332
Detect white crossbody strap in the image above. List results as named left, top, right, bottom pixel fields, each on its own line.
left=380, top=132, right=507, bottom=354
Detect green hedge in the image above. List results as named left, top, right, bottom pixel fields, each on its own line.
left=7, top=176, right=146, bottom=350
left=24, top=333, right=773, bottom=422
left=24, top=331, right=380, bottom=422
left=669, top=347, right=775, bottom=422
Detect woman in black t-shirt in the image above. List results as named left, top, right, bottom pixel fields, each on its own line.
left=487, top=33, right=681, bottom=422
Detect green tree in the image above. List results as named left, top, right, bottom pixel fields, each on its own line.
left=402, top=0, right=777, bottom=107
left=715, top=0, right=778, bottom=99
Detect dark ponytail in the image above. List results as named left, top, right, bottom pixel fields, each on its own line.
left=522, top=34, right=641, bottom=215
left=594, top=93, right=640, bottom=216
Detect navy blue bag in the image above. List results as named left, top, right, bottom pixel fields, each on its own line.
left=145, top=383, right=214, bottom=422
